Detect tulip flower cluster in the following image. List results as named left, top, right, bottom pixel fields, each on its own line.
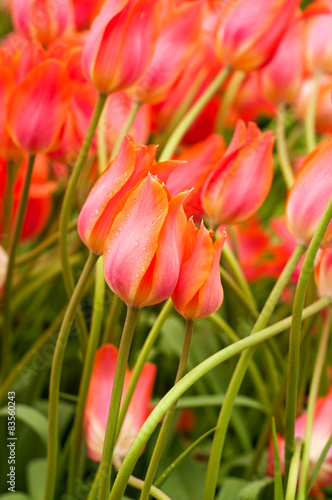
left=2, top=1, right=332, bottom=500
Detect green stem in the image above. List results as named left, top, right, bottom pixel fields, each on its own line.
left=284, top=194, right=332, bottom=482
left=159, top=67, right=230, bottom=161
left=44, top=252, right=98, bottom=500
left=297, top=308, right=332, bottom=500
left=216, top=70, right=245, bottom=133
left=98, top=104, right=108, bottom=174
left=276, top=103, right=294, bottom=189
left=67, top=257, right=105, bottom=496
left=219, top=266, right=258, bottom=318
left=111, top=101, right=141, bottom=160
left=59, top=92, right=107, bottom=354
left=108, top=296, right=329, bottom=500
left=203, top=243, right=306, bottom=500
left=2, top=154, right=35, bottom=378
left=139, top=319, right=195, bottom=500
left=99, top=306, right=140, bottom=500
left=102, top=294, right=122, bottom=345
left=304, top=70, right=320, bottom=154
left=87, top=468, right=100, bottom=500
left=285, top=439, right=302, bottom=500
left=116, top=299, right=173, bottom=438
left=222, top=244, right=258, bottom=316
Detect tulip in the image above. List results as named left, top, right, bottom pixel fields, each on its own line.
left=161, top=134, right=225, bottom=221
left=304, top=1, right=332, bottom=74
left=260, top=16, right=304, bottom=104
left=171, top=220, right=226, bottom=320
left=78, top=135, right=180, bottom=255
left=286, top=138, right=332, bottom=247
left=315, top=248, right=332, bottom=298
left=295, top=75, right=332, bottom=135
left=0, top=52, right=21, bottom=159
left=267, top=389, right=332, bottom=497
left=202, top=120, right=274, bottom=225
left=84, top=344, right=156, bottom=463
left=11, top=0, right=74, bottom=46
left=103, top=174, right=188, bottom=308
left=129, top=2, right=202, bottom=104
left=215, top=0, right=300, bottom=73
left=7, top=59, right=71, bottom=154
left=81, top=0, right=160, bottom=95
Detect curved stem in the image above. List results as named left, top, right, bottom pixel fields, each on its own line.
left=116, top=299, right=173, bottom=437
left=44, top=252, right=98, bottom=500
left=216, top=70, right=245, bottom=134
left=139, top=319, right=194, bottom=500
left=59, top=92, right=107, bottom=354
left=2, top=154, right=35, bottom=378
left=99, top=306, right=140, bottom=500
left=108, top=296, right=329, bottom=500
left=159, top=67, right=230, bottom=161
left=304, top=70, right=320, bottom=154
left=284, top=194, right=332, bottom=482
left=203, top=243, right=306, bottom=500
left=67, top=257, right=105, bottom=496
left=276, top=103, right=294, bottom=189
left=297, top=308, right=332, bottom=500
left=111, top=101, right=141, bottom=160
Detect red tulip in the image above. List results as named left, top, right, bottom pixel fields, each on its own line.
left=260, top=15, right=304, bottom=104
left=84, top=344, right=156, bottom=463
left=172, top=220, right=226, bottom=320
left=267, top=388, right=332, bottom=497
left=215, top=0, right=300, bottom=73
left=103, top=174, right=188, bottom=308
left=286, top=138, right=332, bottom=247
left=7, top=59, right=71, bottom=154
left=78, top=135, right=179, bottom=255
left=129, top=1, right=202, bottom=104
left=11, top=0, right=74, bottom=46
left=315, top=248, right=332, bottom=298
left=202, top=120, right=274, bottom=225
left=81, top=0, right=160, bottom=95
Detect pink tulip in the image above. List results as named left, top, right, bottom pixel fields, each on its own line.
left=295, top=76, right=332, bottom=135
left=304, top=1, right=332, bottom=74
left=84, top=344, right=156, bottom=462
left=315, top=248, right=332, bottom=298
left=81, top=0, right=160, bottom=95
left=202, top=120, right=274, bottom=225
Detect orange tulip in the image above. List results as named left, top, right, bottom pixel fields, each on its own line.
left=286, top=138, right=332, bottom=247
left=315, top=248, right=332, bottom=298
left=81, top=0, right=160, bottom=95
left=11, top=0, right=74, bottom=46
left=202, top=120, right=274, bottom=225
left=215, top=0, right=300, bottom=73
left=78, top=135, right=179, bottom=255
left=172, top=220, right=226, bottom=320
left=103, top=174, right=188, bottom=308
left=7, top=59, right=71, bottom=154
left=84, top=344, right=156, bottom=463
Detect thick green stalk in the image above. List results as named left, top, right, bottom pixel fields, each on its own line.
left=108, top=296, right=329, bottom=500
left=111, top=101, right=141, bottom=160
left=216, top=70, right=245, bottom=133
left=2, top=154, right=35, bottom=378
left=59, top=92, right=107, bottom=353
left=284, top=194, right=332, bottom=481
left=159, top=67, right=230, bottom=161
left=297, top=308, right=332, bottom=500
left=203, top=243, right=306, bottom=500
left=99, top=306, right=140, bottom=500
left=304, top=70, right=320, bottom=154
left=276, top=103, right=294, bottom=189
left=139, top=320, right=195, bottom=500
left=44, top=252, right=98, bottom=500
left=285, top=439, right=302, bottom=500
left=116, top=299, right=173, bottom=437
left=67, top=257, right=105, bottom=495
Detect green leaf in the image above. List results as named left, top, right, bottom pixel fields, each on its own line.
left=307, top=433, right=332, bottom=496
left=0, top=404, right=48, bottom=446
left=216, top=478, right=247, bottom=500
left=271, top=418, right=284, bottom=500
left=27, top=458, right=47, bottom=500
left=237, top=477, right=274, bottom=499
left=0, top=495, right=30, bottom=500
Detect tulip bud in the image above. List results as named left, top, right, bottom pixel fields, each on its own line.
left=267, top=389, right=332, bottom=497
left=215, top=0, right=300, bottom=73
left=315, top=248, right=332, bottom=298
left=81, top=0, right=160, bottom=95
left=84, top=344, right=156, bottom=463
left=11, top=0, right=74, bottom=46
left=286, top=138, right=332, bottom=247
left=7, top=59, right=71, bottom=154
left=172, top=220, right=226, bottom=320
left=202, top=120, right=274, bottom=225
left=103, top=174, right=188, bottom=308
